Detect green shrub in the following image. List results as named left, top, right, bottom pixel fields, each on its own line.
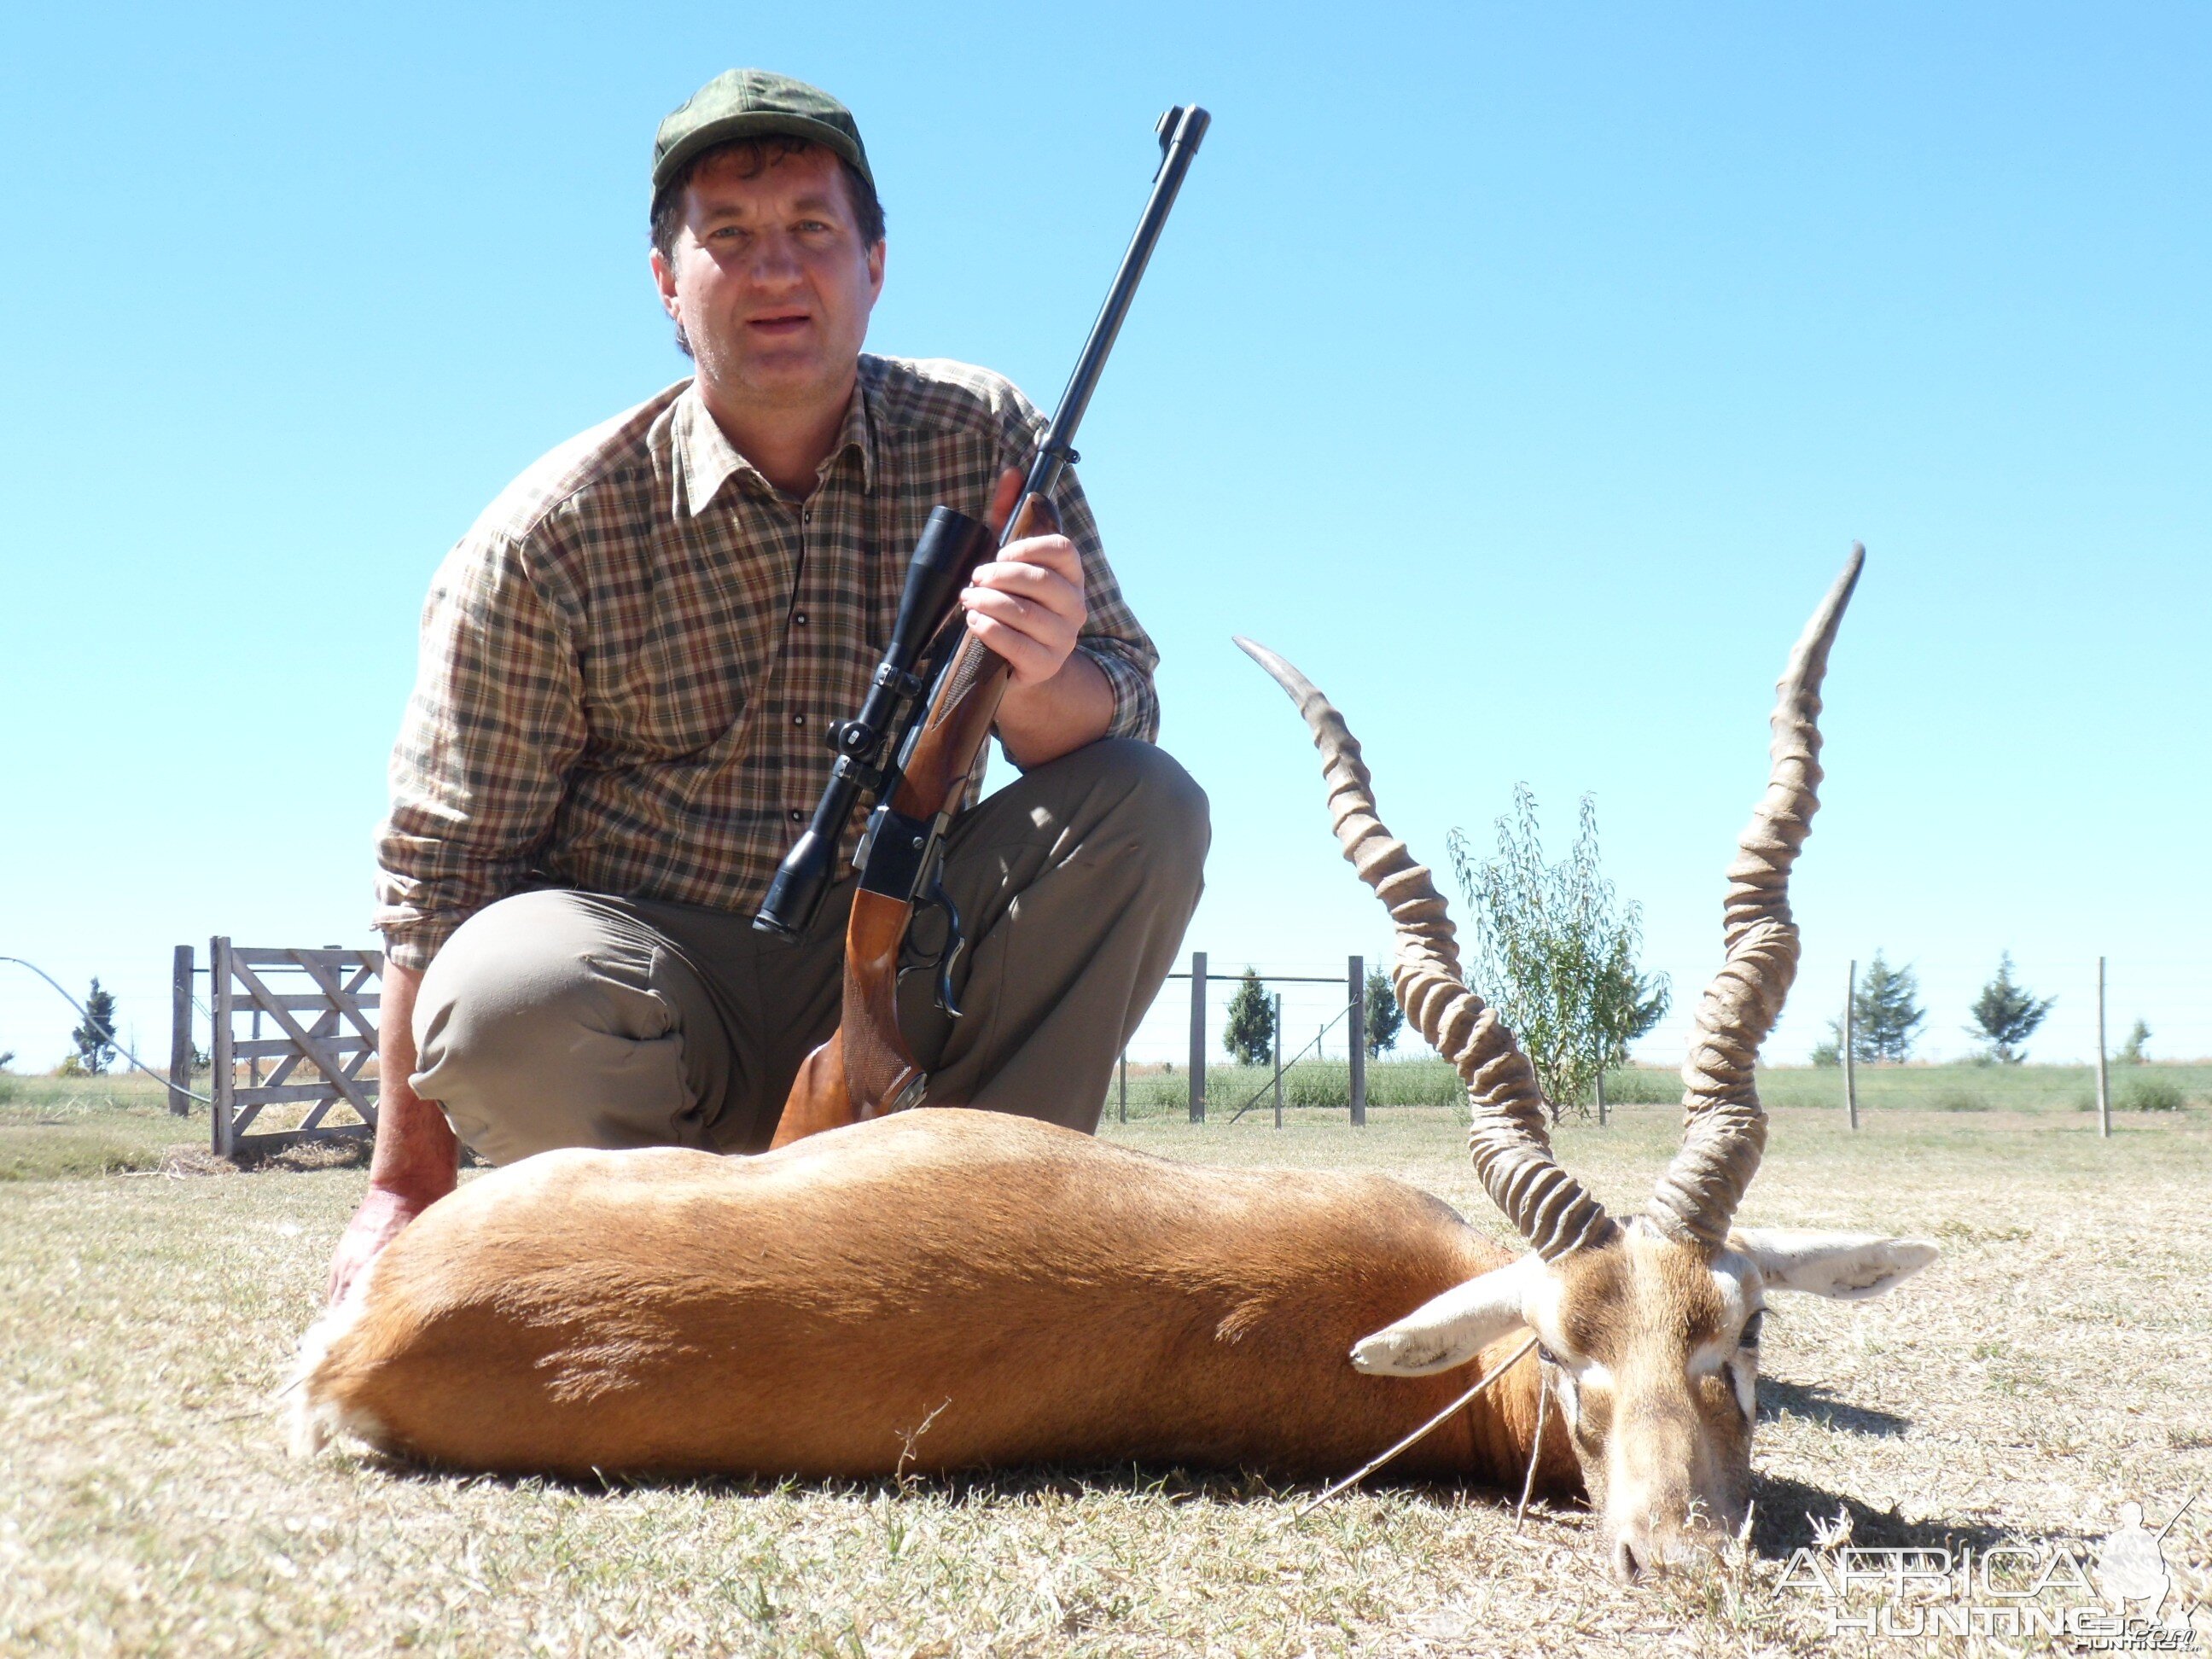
left=1365, top=1061, right=1464, bottom=1108
left=1599, top=1068, right=1679, bottom=1105
left=2124, top=1075, right=2185, bottom=1113
left=1932, top=1089, right=1991, bottom=1113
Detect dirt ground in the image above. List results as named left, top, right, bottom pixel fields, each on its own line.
left=1, top=1097, right=2205, bottom=1656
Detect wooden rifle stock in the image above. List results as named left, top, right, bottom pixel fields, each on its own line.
left=767, top=494, right=1057, bottom=1148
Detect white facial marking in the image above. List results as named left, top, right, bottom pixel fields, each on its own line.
left=1697, top=1254, right=1761, bottom=1377
left=1728, top=1352, right=1758, bottom=1422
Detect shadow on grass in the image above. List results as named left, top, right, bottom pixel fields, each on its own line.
left=1758, top=1377, right=1911, bottom=1438
left=1747, top=1472, right=2032, bottom=1557
left=360, top=1452, right=2060, bottom=1567
left=370, top=1454, right=1338, bottom=1509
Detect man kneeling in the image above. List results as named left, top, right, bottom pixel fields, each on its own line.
left=330, top=69, right=1207, bottom=1301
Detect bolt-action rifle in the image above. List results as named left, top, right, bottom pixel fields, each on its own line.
left=754, top=104, right=1208, bottom=1147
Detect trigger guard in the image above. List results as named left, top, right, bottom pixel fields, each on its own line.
left=928, top=879, right=968, bottom=1020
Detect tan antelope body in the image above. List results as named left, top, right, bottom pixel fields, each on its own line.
left=297, top=547, right=1936, bottom=1577
left=297, top=1110, right=1566, bottom=1487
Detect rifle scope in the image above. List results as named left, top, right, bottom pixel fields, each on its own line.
left=752, top=505, right=992, bottom=939
left=753, top=104, right=1209, bottom=941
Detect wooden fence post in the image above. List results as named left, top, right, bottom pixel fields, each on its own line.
left=1117, top=1050, right=1127, bottom=1125
left=1596, top=1067, right=1606, bottom=1128
left=1348, top=955, right=1365, bottom=1126
left=1272, top=992, right=1284, bottom=1129
left=1188, top=951, right=1207, bottom=1123
left=209, top=936, right=234, bottom=1158
left=1843, top=959, right=1859, bottom=1131
left=2096, top=956, right=2110, bottom=1139
left=167, top=945, right=194, bottom=1115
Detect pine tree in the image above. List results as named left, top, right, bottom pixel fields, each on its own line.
left=1852, top=952, right=1924, bottom=1063
left=1966, top=952, right=2056, bottom=1064
left=1363, top=967, right=1403, bottom=1058
left=1221, top=968, right=1276, bottom=1068
left=72, top=979, right=119, bottom=1076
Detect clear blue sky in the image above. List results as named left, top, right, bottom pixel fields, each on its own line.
left=2, top=2, right=2205, bottom=1074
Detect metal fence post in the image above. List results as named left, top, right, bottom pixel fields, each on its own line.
left=1348, top=955, right=1365, bottom=1126
left=1843, top=959, right=1859, bottom=1131
left=1118, top=1049, right=1127, bottom=1125
left=167, top=945, right=194, bottom=1115
left=1188, top=951, right=1207, bottom=1122
left=2096, top=956, right=2110, bottom=1139
left=1272, top=992, right=1284, bottom=1129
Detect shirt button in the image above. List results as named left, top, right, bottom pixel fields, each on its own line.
left=789, top=808, right=804, bottom=823
left=793, top=612, right=808, bottom=626
left=792, top=713, right=806, bottom=727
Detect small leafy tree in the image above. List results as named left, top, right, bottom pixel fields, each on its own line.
left=1222, top=968, right=1276, bottom=1067
left=1851, top=952, right=1924, bottom=1062
left=1966, top=952, right=2056, bottom=1063
left=1591, top=932, right=1670, bottom=1074
left=71, top=980, right=119, bottom=1076
left=1447, top=787, right=1669, bottom=1119
left=2118, top=1019, right=2151, bottom=1064
left=1809, top=1024, right=1842, bottom=1068
left=1363, top=967, right=1403, bottom=1058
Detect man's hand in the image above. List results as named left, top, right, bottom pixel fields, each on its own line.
left=969, top=469, right=1115, bottom=768
left=327, top=962, right=458, bottom=1304
left=962, top=477, right=1089, bottom=688
left=328, top=1181, right=443, bottom=1303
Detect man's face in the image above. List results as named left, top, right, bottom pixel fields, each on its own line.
left=652, top=143, right=884, bottom=411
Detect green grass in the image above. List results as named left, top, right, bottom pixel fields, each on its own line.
left=1111, top=1057, right=2212, bottom=1121
left=2, top=1081, right=2208, bottom=1653
left=0, top=1072, right=195, bottom=1180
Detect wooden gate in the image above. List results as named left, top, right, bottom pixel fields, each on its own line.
left=207, top=940, right=381, bottom=1161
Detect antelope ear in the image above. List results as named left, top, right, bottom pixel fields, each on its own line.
left=1729, top=1229, right=1940, bottom=1301
left=1351, top=1254, right=1543, bottom=1376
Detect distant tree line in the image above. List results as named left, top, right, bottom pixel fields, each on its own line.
left=1220, top=966, right=1409, bottom=1068
left=1807, top=951, right=2151, bottom=1067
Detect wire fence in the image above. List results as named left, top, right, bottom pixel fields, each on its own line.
left=1119, top=951, right=2212, bottom=1074
left=5, top=944, right=2209, bottom=1127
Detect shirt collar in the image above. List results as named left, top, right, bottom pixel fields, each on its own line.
left=674, top=373, right=877, bottom=518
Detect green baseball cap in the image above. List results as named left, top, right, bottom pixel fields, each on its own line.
left=652, top=69, right=872, bottom=198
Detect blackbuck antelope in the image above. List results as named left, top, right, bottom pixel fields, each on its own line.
left=294, top=546, right=1934, bottom=1579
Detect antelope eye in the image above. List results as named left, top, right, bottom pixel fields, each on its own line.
left=1537, top=1343, right=1560, bottom=1366
left=1739, top=1309, right=1765, bottom=1349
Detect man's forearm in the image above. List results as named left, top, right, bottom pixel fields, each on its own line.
left=368, top=962, right=458, bottom=1200
left=995, top=649, right=1114, bottom=769
left=329, top=959, right=457, bottom=1301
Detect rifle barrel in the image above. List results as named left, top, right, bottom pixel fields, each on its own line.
left=1021, top=104, right=1209, bottom=509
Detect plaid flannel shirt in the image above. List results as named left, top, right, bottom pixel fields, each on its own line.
left=373, top=356, right=1161, bottom=972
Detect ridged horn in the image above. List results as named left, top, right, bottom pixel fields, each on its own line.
left=1650, top=546, right=1865, bottom=1249
left=1237, top=637, right=1615, bottom=1261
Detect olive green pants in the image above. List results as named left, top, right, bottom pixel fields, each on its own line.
left=410, top=739, right=1208, bottom=1164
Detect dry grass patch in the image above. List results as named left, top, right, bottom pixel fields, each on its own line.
left=1, top=1100, right=2206, bottom=1655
